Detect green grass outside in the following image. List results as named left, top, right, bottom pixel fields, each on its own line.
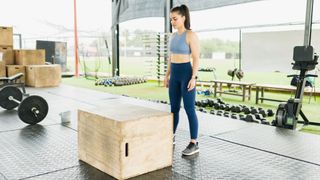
left=62, top=77, right=320, bottom=135
left=67, top=57, right=294, bottom=85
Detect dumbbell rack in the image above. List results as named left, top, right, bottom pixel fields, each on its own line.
left=198, top=67, right=217, bottom=80
left=142, top=33, right=170, bottom=86
left=197, top=67, right=218, bottom=95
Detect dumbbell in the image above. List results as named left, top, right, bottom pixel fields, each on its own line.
left=207, top=99, right=214, bottom=107
left=210, top=109, right=215, bottom=115
left=242, top=107, right=251, bottom=114
left=250, top=108, right=258, bottom=114
left=245, top=114, right=260, bottom=123
left=104, top=80, right=113, bottom=86
left=236, top=106, right=242, bottom=113
left=260, top=119, right=271, bottom=125
left=216, top=110, right=223, bottom=116
left=223, top=112, right=230, bottom=118
left=198, top=108, right=207, bottom=113
left=224, top=104, right=231, bottom=111
left=258, top=109, right=267, bottom=117
left=213, top=103, right=220, bottom=110
left=239, top=114, right=246, bottom=121
left=217, top=98, right=225, bottom=104
left=267, top=109, right=274, bottom=116
left=239, top=105, right=247, bottom=108
left=219, top=104, right=226, bottom=110
left=196, top=101, right=202, bottom=107
left=231, top=114, right=238, bottom=119
left=200, top=99, right=209, bottom=107
left=0, top=86, right=48, bottom=125
left=160, top=100, right=167, bottom=104
left=231, top=106, right=241, bottom=113
left=254, top=113, right=264, bottom=120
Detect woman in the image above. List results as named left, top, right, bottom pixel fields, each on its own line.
left=164, top=4, right=200, bottom=156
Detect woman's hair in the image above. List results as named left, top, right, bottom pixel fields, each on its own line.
left=170, top=4, right=191, bottom=30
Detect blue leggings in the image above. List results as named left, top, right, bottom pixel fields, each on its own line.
left=169, top=62, right=198, bottom=139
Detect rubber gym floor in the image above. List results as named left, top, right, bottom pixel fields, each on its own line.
left=0, top=85, right=319, bottom=180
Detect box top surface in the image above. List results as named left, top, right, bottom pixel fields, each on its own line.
left=15, top=49, right=44, bottom=51
left=6, top=65, right=25, bottom=67
left=26, top=65, right=61, bottom=68
left=80, top=102, right=171, bottom=122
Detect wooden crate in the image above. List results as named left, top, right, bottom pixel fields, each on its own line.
left=0, top=46, right=14, bottom=65
left=0, top=26, right=13, bottom=47
left=6, top=65, right=25, bottom=83
left=78, top=102, right=173, bottom=180
left=25, top=64, right=61, bottom=87
left=0, top=61, right=5, bottom=77
left=14, top=49, right=45, bottom=65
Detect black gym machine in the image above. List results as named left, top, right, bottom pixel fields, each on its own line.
left=0, top=73, right=49, bottom=125
left=272, top=0, right=319, bottom=130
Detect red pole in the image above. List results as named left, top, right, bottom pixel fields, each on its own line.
left=74, top=0, right=79, bottom=77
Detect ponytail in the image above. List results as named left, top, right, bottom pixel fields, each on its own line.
left=171, top=4, right=191, bottom=30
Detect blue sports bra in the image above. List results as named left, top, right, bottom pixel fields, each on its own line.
left=170, top=31, right=191, bottom=54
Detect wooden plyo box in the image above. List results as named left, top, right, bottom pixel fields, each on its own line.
left=0, top=46, right=14, bottom=65
left=78, top=103, right=173, bottom=180
left=25, top=65, right=61, bottom=87
left=14, top=49, right=45, bottom=65
left=6, top=65, right=25, bottom=83
left=0, top=26, right=13, bottom=46
left=0, top=62, right=5, bottom=77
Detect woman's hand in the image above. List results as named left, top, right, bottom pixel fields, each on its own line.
left=187, top=78, right=196, bottom=91
left=164, top=76, right=169, bottom=88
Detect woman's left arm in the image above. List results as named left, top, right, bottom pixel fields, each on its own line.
left=187, top=32, right=200, bottom=91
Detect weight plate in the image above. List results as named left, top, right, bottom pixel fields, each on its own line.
left=0, top=86, right=23, bottom=110
left=275, top=103, right=287, bottom=127
left=18, top=95, right=49, bottom=125
left=276, top=109, right=285, bottom=127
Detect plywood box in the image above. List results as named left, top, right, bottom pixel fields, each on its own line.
left=0, top=62, right=5, bottom=77
left=78, top=102, right=173, bottom=180
left=0, top=46, right=14, bottom=65
left=0, top=26, right=13, bottom=46
left=14, top=49, right=45, bottom=65
left=25, top=64, right=61, bottom=87
left=6, top=65, right=25, bottom=83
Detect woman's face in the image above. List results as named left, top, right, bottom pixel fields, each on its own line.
left=170, top=12, right=185, bottom=29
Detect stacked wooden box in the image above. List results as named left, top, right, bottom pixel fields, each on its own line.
left=0, top=26, right=13, bottom=77
left=78, top=102, right=173, bottom=180
left=0, top=26, right=61, bottom=87
left=25, top=65, right=61, bottom=87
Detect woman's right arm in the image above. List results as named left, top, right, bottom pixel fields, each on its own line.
left=164, top=33, right=172, bottom=88
left=164, top=56, right=171, bottom=87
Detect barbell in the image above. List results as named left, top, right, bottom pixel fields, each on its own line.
left=0, top=86, right=48, bottom=125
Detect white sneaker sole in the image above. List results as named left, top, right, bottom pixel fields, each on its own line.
left=182, top=149, right=199, bottom=156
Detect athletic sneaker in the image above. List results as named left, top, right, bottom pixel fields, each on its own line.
left=182, top=142, right=199, bottom=156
